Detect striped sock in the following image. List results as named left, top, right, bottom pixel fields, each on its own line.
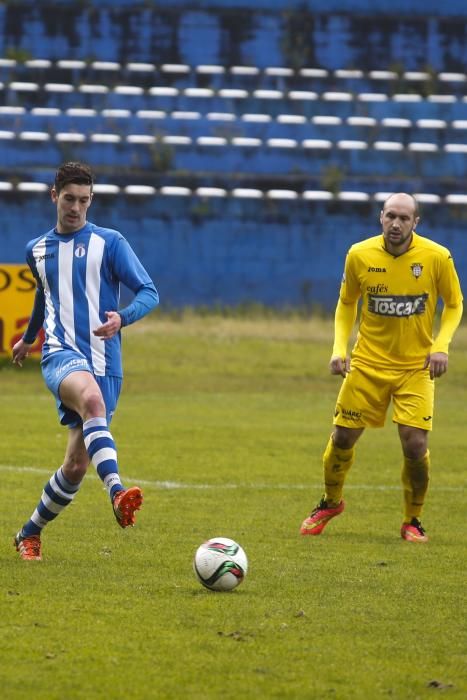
left=83, top=417, right=123, bottom=500
left=21, top=466, right=81, bottom=537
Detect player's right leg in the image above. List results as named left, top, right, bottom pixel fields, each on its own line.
left=14, top=427, right=87, bottom=561
left=301, top=362, right=386, bottom=536
left=300, top=428, right=361, bottom=535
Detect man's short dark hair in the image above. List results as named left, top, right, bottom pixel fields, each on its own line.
left=54, top=162, right=94, bottom=194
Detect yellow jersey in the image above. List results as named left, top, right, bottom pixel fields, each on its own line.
left=336, top=232, right=463, bottom=369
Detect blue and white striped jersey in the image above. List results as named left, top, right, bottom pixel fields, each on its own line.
left=24, top=221, right=158, bottom=377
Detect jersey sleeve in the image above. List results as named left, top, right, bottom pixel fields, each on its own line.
left=332, top=297, right=358, bottom=358
left=431, top=252, right=463, bottom=354
left=331, top=250, right=361, bottom=358
left=110, top=235, right=159, bottom=326
left=22, top=243, right=46, bottom=344
left=339, top=249, right=362, bottom=304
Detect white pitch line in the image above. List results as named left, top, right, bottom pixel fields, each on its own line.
left=0, top=464, right=462, bottom=492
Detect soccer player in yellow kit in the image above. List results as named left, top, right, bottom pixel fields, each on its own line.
left=300, top=193, right=463, bottom=542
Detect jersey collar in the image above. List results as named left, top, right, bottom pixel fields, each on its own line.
left=380, top=231, right=418, bottom=256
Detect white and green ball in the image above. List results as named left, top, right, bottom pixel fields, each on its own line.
left=193, top=537, right=248, bottom=591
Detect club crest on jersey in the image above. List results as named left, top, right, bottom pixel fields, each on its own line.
left=411, top=262, right=423, bottom=279
left=75, top=243, right=86, bottom=258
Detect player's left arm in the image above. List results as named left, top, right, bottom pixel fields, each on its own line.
left=93, top=236, right=159, bottom=340
left=425, top=254, right=463, bottom=379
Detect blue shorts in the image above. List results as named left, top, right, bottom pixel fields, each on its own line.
left=41, top=350, right=122, bottom=428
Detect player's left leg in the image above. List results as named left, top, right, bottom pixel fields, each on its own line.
left=398, top=425, right=430, bottom=543
left=67, top=373, right=143, bottom=528
left=393, top=368, right=433, bottom=543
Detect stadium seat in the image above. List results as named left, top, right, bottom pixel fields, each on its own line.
left=93, top=184, right=120, bottom=194
left=196, top=136, right=228, bottom=146
left=19, top=131, right=50, bottom=141
left=160, top=186, right=191, bottom=196
left=231, top=188, right=263, bottom=198
left=55, top=133, right=86, bottom=142
left=124, top=185, right=157, bottom=195
left=45, top=83, right=74, bottom=92
left=337, top=191, right=370, bottom=202
left=266, top=138, right=298, bottom=148
left=266, top=189, right=298, bottom=199
left=195, top=187, right=227, bottom=197
left=126, top=135, right=156, bottom=144
left=302, top=190, right=333, bottom=201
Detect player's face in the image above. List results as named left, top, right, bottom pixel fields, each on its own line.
left=52, top=183, right=93, bottom=234
left=380, top=194, right=419, bottom=255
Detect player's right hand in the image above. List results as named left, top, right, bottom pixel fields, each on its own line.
left=12, top=338, right=32, bottom=367
left=329, top=355, right=350, bottom=377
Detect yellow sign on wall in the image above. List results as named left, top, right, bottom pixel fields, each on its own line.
left=0, top=264, right=44, bottom=356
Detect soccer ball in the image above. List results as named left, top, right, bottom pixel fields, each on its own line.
left=193, top=537, right=248, bottom=591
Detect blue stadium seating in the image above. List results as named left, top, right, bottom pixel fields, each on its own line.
left=1, top=0, right=467, bottom=308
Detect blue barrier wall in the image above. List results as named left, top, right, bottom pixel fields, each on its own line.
left=2, top=194, right=465, bottom=310
left=0, top=1, right=466, bottom=310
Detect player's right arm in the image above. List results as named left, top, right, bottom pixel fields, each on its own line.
left=330, top=250, right=360, bottom=377
left=12, top=257, right=45, bottom=367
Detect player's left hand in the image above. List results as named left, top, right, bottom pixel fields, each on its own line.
left=93, top=311, right=122, bottom=340
left=424, top=352, right=448, bottom=379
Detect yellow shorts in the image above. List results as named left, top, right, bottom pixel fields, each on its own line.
left=333, top=363, right=435, bottom=430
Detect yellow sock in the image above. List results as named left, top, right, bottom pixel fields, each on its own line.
left=323, top=435, right=354, bottom=506
left=401, top=451, right=430, bottom=522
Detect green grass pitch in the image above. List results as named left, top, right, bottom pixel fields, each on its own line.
left=0, top=313, right=466, bottom=699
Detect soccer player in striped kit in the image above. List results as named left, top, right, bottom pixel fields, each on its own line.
left=12, top=162, right=159, bottom=560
